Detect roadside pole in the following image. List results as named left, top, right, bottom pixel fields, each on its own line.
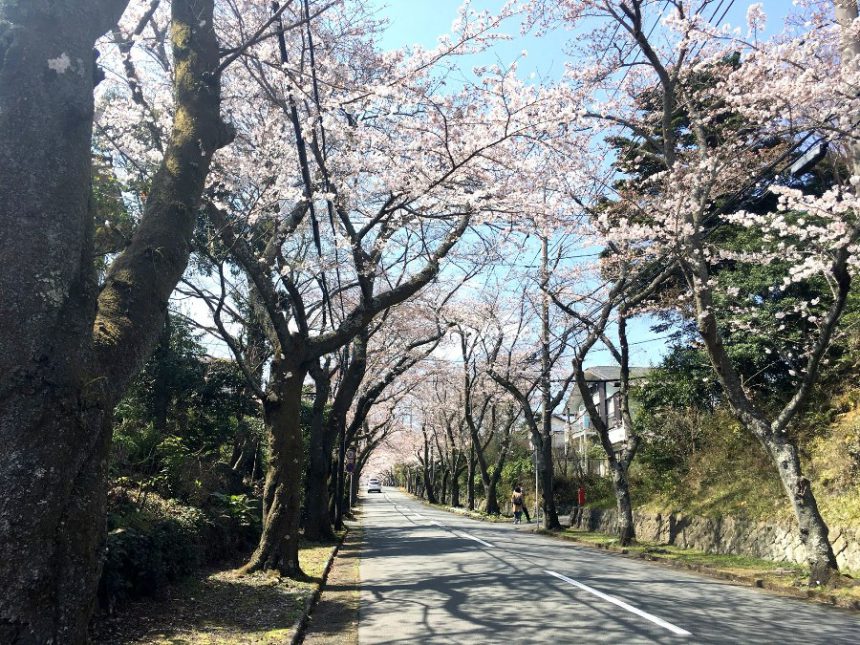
left=534, top=441, right=540, bottom=528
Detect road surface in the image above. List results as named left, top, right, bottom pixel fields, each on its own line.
left=358, top=488, right=860, bottom=644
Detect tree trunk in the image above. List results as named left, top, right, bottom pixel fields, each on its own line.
left=485, top=478, right=500, bottom=515
left=0, top=0, right=124, bottom=636
left=0, top=1, right=229, bottom=641
left=540, top=434, right=561, bottom=529
left=485, top=448, right=508, bottom=516
left=611, top=460, right=635, bottom=546
left=693, top=265, right=839, bottom=582
left=423, top=464, right=437, bottom=504
left=350, top=465, right=360, bottom=507
left=450, top=471, right=461, bottom=507
left=467, top=445, right=476, bottom=511
left=334, top=428, right=346, bottom=527
left=485, top=421, right=512, bottom=515
left=242, top=364, right=307, bottom=577
left=441, top=470, right=449, bottom=506
left=304, top=368, right=334, bottom=542
left=765, top=435, right=837, bottom=584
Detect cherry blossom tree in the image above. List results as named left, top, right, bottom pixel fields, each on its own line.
left=483, top=284, right=576, bottom=529
left=0, top=0, right=244, bottom=638
left=554, top=261, right=665, bottom=545
left=532, top=0, right=860, bottom=582
left=453, top=314, right=520, bottom=514
left=187, top=0, right=576, bottom=576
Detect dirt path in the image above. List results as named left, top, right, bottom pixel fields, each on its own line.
left=302, top=524, right=361, bottom=645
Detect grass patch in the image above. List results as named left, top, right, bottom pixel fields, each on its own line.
left=92, top=539, right=340, bottom=644
left=632, top=414, right=791, bottom=522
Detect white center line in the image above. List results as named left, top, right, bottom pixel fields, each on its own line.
left=545, top=570, right=692, bottom=637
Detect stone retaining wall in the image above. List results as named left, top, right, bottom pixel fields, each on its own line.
left=568, top=508, right=860, bottom=573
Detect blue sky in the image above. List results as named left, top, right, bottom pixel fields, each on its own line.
left=369, top=0, right=794, bottom=83
left=365, top=0, right=794, bottom=368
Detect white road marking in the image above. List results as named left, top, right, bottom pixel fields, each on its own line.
left=458, top=531, right=494, bottom=548
left=429, top=521, right=494, bottom=548
left=545, top=570, right=692, bottom=637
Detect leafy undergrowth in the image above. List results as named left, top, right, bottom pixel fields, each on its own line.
left=807, top=400, right=860, bottom=527
left=91, top=541, right=337, bottom=644
left=547, top=528, right=860, bottom=606
left=628, top=402, right=860, bottom=527
left=99, top=485, right=260, bottom=611
left=632, top=411, right=792, bottom=522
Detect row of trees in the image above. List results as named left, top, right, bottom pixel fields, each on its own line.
left=3, top=1, right=860, bottom=642
left=389, top=0, right=860, bottom=591
left=0, top=0, right=574, bottom=641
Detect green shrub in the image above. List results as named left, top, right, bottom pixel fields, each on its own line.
left=98, top=487, right=259, bottom=611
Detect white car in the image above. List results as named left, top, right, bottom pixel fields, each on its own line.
left=367, top=478, right=382, bottom=493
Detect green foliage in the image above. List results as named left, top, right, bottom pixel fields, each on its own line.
left=630, top=407, right=789, bottom=519
left=210, top=492, right=262, bottom=529
left=112, top=312, right=262, bottom=504
left=501, top=455, right=533, bottom=487
left=100, top=487, right=259, bottom=609
left=102, top=312, right=267, bottom=611
left=91, top=157, right=135, bottom=272
left=553, top=474, right=615, bottom=511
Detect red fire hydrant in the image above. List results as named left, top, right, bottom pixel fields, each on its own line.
left=577, top=486, right=586, bottom=507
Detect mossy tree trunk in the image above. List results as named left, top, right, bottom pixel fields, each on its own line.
left=305, top=362, right=335, bottom=543
left=242, top=363, right=307, bottom=577
left=305, top=333, right=368, bottom=542
left=0, top=1, right=230, bottom=642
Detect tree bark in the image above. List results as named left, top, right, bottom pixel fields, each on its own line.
left=767, top=433, right=837, bottom=583
left=0, top=1, right=229, bottom=641
left=304, top=364, right=334, bottom=542
left=242, top=364, right=307, bottom=577
left=539, top=434, right=561, bottom=529
left=467, top=444, right=476, bottom=511
left=484, top=431, right=511, bottom=516
left=611, top=459, right=635, bottom=545
left=423, top=463, right=437, bottom=504
left=450, top=471, right=461, bottom=507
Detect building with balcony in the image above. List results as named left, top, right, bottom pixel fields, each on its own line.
left=562, top=366, right=652, bottom=474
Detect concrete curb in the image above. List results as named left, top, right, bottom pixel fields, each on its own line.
left=534, top=529, right=860, bottom=612
left=290, top=529, right=349, bottom=645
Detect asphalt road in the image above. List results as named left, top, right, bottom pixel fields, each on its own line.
left=358, top=488, right=860, bottom=644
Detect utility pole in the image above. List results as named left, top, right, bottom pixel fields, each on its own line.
left=534, top=441, right=540, bottom=526
left=539, top=231, right=551, bottom=529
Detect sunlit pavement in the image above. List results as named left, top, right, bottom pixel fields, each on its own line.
left=357, top=489, right=860, bottom=644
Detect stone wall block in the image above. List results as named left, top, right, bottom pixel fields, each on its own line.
left=570, top=508, right=858, bottom=571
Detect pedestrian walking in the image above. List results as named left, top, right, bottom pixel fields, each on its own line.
left=511, top=486, right=525, bottom=524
